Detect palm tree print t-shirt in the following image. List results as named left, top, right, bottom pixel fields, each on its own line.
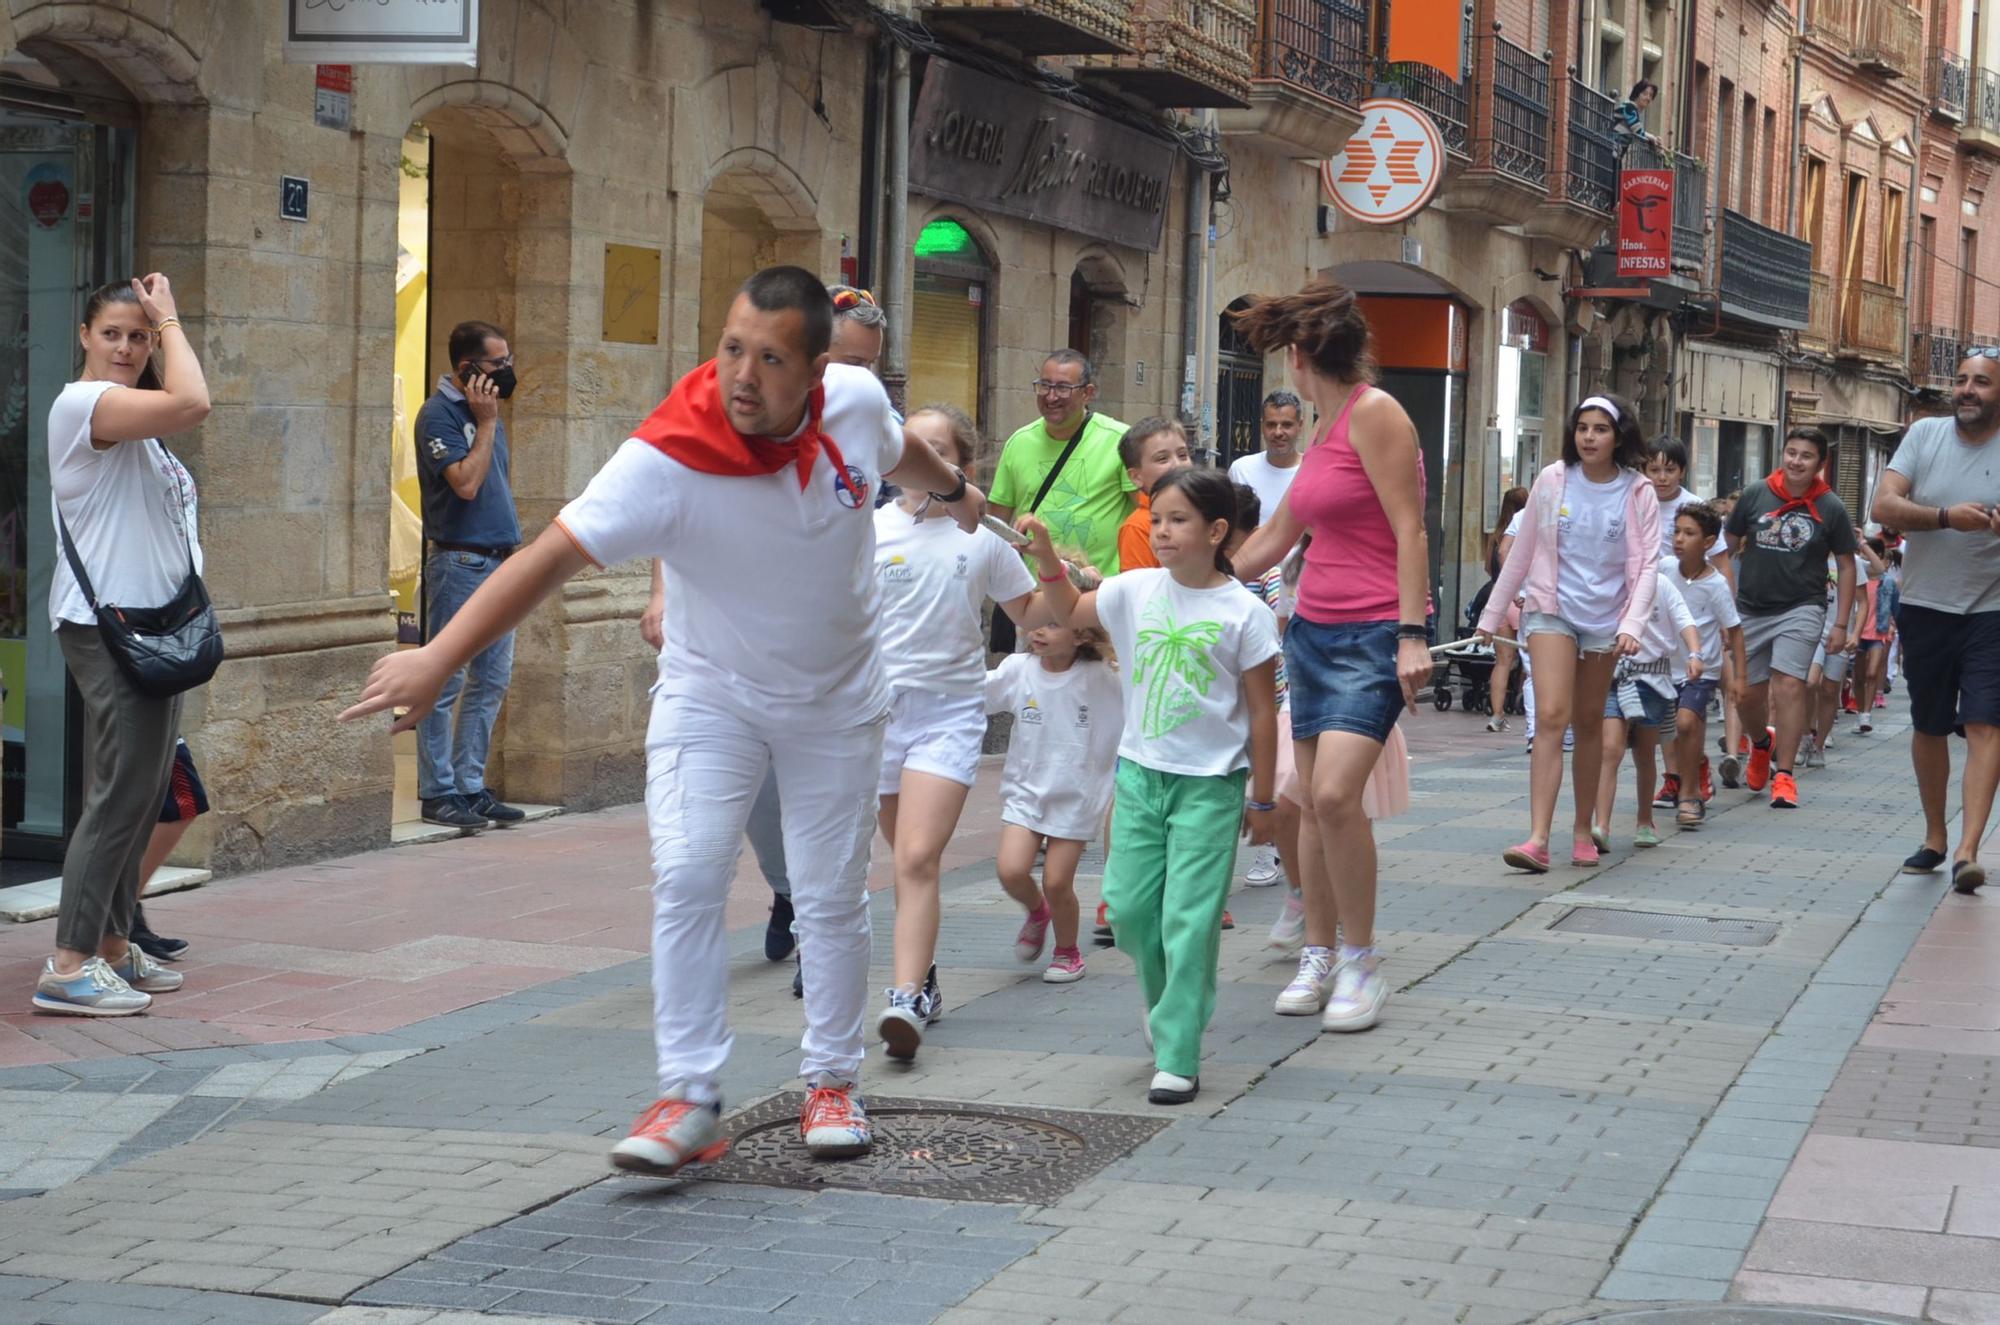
left=1093, top=569, right=1282, bottom=777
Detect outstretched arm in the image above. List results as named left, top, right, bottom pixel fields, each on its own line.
left=1018, top=515, right=1101, bottom=633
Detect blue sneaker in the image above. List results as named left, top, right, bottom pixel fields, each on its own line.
left=107, top=944, right=183, bottom=994
left=33, top=957, right=151, bottom=1016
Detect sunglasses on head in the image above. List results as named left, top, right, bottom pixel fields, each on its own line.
left=1967, top=346, right=2000, bottom=361
left=831, top=287, right=878, bottom=311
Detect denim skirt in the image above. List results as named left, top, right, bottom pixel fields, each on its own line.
left=1284, top=617, right=1404, bottom=745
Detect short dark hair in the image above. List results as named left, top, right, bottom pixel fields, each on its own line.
left=1648, top=436, right=1689, bottom=472
left=1562, top=392, right=1647, bottom=469
left=448, top=320, right=507, bottom=370
left=741, top=266, right=835, bottom=359
left=1042, top=347, right=1095, bottom=386
left=1118, top=416, right=1186, bottom=468
left=1629, top=79, right=1659, bottom=101
left=1232, top=481, right=1262, bottom=532
left=1675, top=500, right=1722, bottom=540
left=1785, top=426, right=1831, bottom=461
left=1261, top=389, right=1303, bottom=416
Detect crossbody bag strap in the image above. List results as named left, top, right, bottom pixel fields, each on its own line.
left=54, top=503, right=100, bottom=610
left=155, top=440, right=200, bottom=578
left=1025, top=411, right=1092, bottom=514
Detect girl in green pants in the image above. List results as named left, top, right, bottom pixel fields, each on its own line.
left=1020, top=469, right=1281, bottom=1105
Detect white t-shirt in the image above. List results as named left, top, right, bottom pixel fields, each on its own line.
left=48, top=380, right=203, bottom=630
left=1227, top=451, right=1301, bottom=524
left=1632, top=570, right=1696, bottom=696
left=1093, top=568, right=1283, bottom=777
left=1664, top=557, right=1740, bottom=672
left=983, top=652, right=1123, bottom=840
left=1555, top=469, right=1631, bottom=634
left=874, top=510, right=1035, bottom=697
left=555, top=363, right=904, bottom=728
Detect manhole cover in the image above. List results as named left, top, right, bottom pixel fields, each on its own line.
left=695, top=1093, right=1168, bottom=1204
left=1548, top=906, right=1779, bottom=947
left=1570, top=1309, right=1915, bottom=1324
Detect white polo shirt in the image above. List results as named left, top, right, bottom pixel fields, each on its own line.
left=555, top=364, right=906, bottom=728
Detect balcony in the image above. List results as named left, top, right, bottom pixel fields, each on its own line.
left=1220, top=0, right=1371, bottom=156
left=1525, top=77, right=1618, bottom=246
left=922, top=0, right=1134, bottom=53
left=1439, top=33, right=1549, bottom=224
left=1380, top=57, right=1470, bottom=157
left=1624, top=142, right=1709, bottom=280
left=1076, top=0, right=1258, bottom=108
left=1842, top=280, right=1908, bottom=361
left=1970, top=66, right=2000, bottom=155
left=1805, top=0, right=1856, bottom=49
left=1853, top=1, right=1922, bottom=79
left=1802, top=273, right=1835, bottom=351
left=1912, top=325, right=1963, bottom=388
left=1716, top=208, right=1812, bottom=329
left=1930, top=50, right=1970, bottom=121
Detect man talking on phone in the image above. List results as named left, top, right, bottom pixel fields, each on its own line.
left=412, top=320, right=526, bottom=831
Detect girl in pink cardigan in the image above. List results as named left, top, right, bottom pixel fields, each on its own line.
left=1477, top=393, right=1659, bottom=871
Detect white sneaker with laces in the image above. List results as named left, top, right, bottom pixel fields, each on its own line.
left=1275, top=948, right=1337, bottom=1015
left=800, top=1078, right=871, bottom=1158
left=1244, top=844, right=1281, bottom=886
left=1321, top=955, right=1388, bottom=1033
left=877, top=986, right=924, bottom=1061
left=610, top=1093, right=727, bottom=1175
left=1265, top=890, right=1307, bottom=952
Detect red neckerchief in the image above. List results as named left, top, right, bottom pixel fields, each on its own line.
left=633, top=360, right=863, bottom=503
left=1764, top=468, right=1832, bottom=523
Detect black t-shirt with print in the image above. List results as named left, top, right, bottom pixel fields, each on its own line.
left=1724, top=481, right=1859, bottom=616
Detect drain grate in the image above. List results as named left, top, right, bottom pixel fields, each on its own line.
left=1547, top=906, right=1780, bottom=947
left=695, top=1093, right=1168, bottom=1204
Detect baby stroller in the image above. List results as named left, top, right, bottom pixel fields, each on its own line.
left=1431, top=584, right=1524, bottom=715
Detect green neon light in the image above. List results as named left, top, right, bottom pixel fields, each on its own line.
left=914, top=218, right=979, bottom=261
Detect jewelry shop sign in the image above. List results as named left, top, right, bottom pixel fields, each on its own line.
left=911, top=59, right=1174, bottom=253
left=284, top=0, right=478, bottom=66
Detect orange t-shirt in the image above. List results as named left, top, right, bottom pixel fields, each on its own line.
left=1117, top=491, right=1158, bottom=571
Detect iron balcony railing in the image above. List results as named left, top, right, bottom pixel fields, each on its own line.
left=1930, top=50, right=1970, bottom=120
left=1565, top=77, right=1619, bottom=214
left=1974, top=65, right=2000, bottom=134
left=1914, top=325, right=1962, bottom=386
left=1626, top=142, right=1709, bottom=275
left=1488, top=36, right=1551, bottom=186
left=1262, top=0, right=1373, bottom=105
left=1380, top=53, right=1471, bottom=154
left=1719, top=208, right=1813, bottom=328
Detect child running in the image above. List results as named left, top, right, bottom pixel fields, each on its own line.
left=1479, top=393, right=1660, bottom=872
left=985, top=570, right=1122, bottom=984
left=1022, top=468, right=1280, bottom=1105
left=874, top=404, right=1038, bottom=1061
left=1591, top=564, right=1699, bottom=849
left=1656, top=503, right=1744, bottom=827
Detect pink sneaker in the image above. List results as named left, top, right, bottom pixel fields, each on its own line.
left=1502, top=841, right=1551, bottom=873
left=1014, top=908, right=1051, bottom=964
left=1571, top=837, right=1601, bottom=867
left=1042, top=947, right=1085, bottom=984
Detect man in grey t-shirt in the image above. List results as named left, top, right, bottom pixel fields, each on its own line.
left=1872, top=350, right=2000, bottom=893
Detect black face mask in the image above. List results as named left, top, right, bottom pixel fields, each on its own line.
left=461, top=363, right=517, bottom=399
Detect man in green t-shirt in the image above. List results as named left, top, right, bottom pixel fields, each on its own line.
left=989, top=349, right=1134, bottom=573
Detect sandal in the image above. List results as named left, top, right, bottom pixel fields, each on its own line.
left=1677, top=799, right=1705, bottom=830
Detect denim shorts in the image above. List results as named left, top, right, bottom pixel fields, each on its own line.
left=1676, top=677, right=1718, bottom=716
left=1603, top=677, right=1673, bottom=729
left=1285, top=617, right=1404, bottom=744
left=1522, top=610, right=1618, bottom=655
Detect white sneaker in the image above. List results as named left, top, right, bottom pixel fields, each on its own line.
left=1857, top=719, right=1873, bottom=735
left=1147, top=1070, right=1198, bottom=1105
left=1244, top=844, right=1281, bottom=887
left=800, top=1078, right=871, bottom=1158
left=610, top=1093, right=727, bottom=1175
left=1320, top=955, right=1388, bottom=1033
left=877, top=986, right=924, bottom=1061
left=1275, top=947, right=1337, bottom=1016
left=1265, top=889, right=1307, bottom=953
left=108, top=944, right=182, bottom=994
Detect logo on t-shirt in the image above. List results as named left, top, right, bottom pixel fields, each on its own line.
left=834, top=464, right=869, bottom=510
left=1134, top=600, right=1224, bottom=739
left=1020, top=698, right=1044, bottom=725
left=427, top=437, right=449, bottom=461
left=880, top=554, right=914, bottom=584
left=1755, top=510, right=1816, bottom=553
left=1075, top=704, right=1093, bottom=730
left=954, top=554, right=969, bottom=579
left=461, top=422, right=476, bottom=446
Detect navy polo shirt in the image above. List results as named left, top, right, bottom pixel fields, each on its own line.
left=414, top=374, right=521, bottom=549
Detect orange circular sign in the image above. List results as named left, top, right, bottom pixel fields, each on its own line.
left=1321, top=100, right=1446, bottom=225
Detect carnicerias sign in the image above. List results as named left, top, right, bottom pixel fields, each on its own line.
left=910, top=59, right=1175, bottom=253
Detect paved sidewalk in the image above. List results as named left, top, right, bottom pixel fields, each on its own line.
left=0, top=698, right=1988, bottom=1325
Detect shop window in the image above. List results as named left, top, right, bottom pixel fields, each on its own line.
left=1494, top=300, right=1550, bottom=499
left=909, top=217, right=990, bottom=439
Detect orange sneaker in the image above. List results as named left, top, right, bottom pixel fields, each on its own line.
left=1699, top=758, right=1714, bottom=802
left=1745, top=740, right=1773, bottom=792
left=800, top=1080, right=872, bottom=1158
left=609, top=1096, right=727, bottom=1175
left=1770, top=771, right=1798, bottom=809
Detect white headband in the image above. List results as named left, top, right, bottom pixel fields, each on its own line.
left=1579, top=395, right=1621, bottom=422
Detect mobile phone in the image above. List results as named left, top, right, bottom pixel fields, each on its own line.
left=981, top=514, right=1032, bottom=546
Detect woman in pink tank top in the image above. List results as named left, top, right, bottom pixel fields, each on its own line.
left=1234, top=280, right=1433, bottom=1036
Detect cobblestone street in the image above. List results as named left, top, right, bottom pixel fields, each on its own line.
left=0, top=700, right=1992, bottom=1325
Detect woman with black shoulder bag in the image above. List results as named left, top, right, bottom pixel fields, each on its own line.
left=37, top=274, right=217, bottom=1016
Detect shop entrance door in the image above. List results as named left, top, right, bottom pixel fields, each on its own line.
left=0, top=78, right=135, bottom=880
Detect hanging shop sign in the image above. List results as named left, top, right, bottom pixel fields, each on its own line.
left=1321, top=100, right=1445, bottom=225
left=910, top=59, right=1174, bottom=252
left=1616, top=167, right=1675, bottom=277
left=284, top=0, right=478, bottom=66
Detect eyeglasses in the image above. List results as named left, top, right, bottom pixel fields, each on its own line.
left=1033, top=379, right=1086, bottom=397
left=831, top=287, right=877, bottom=312
left=476, top=354, right=515, bottom=369
left=1967, top=346, right=2000, bottom=361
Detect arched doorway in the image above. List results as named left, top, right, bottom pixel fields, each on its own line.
left=909, top=216, right=991, bottom=437
left=1067, top=250, right=1130, bottom=416
left=1216, top=297, right=1265, bottom=468
left=0, top=48, right=140, bottom=879
left=697, top=157, right=820, bottom=356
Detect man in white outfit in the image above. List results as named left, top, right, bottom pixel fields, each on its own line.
left=342, top=266, right=985, bottom=1171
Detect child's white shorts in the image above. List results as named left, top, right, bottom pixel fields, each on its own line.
left=879, top=687, right=986, bottom=795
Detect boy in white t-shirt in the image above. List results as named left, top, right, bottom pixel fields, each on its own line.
left=341, top=268, right=985, bottom=1175
left=1658, top=502, right=1744, bottom=828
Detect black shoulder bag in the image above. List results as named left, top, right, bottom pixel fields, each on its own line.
left=56, top=447, right=224, bottom=698
left=991, top=413, right=1091, bottom=655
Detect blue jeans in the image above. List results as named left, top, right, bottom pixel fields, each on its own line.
left=417, top=550, right=515, bottom=800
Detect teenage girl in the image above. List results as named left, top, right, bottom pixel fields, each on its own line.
left=985, top=571, right=1121, bottom=984
left=1022, top=468, right=1280, bottom=1105
left=1478, top=393, right=1660, bottom=872
left=873, top=404, right=1037, bottom=1061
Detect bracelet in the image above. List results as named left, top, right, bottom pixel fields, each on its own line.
left=154, top=317, right=181, bottom=334
left=1396, top=624, right=1428, bottom=640
left=1940, top=506, right=1951, bottom=531
left=1245, top=798, right=1278, bottom=813
left=929, top=467, right=967, bottom=505
left=1037, top=566, right=1067, bottom=583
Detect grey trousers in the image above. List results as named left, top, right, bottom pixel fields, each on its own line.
left=744, top=767, right=790, bottom=898
left=56, top=625, right=182, bottom=954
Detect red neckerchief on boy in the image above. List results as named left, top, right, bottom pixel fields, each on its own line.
left=1764, top=468, right=1832, bottom=524
left=633, top=360, right=864, bottom=504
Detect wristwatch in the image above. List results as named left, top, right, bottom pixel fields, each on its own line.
left=930, top=466, right=968, bottom=505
